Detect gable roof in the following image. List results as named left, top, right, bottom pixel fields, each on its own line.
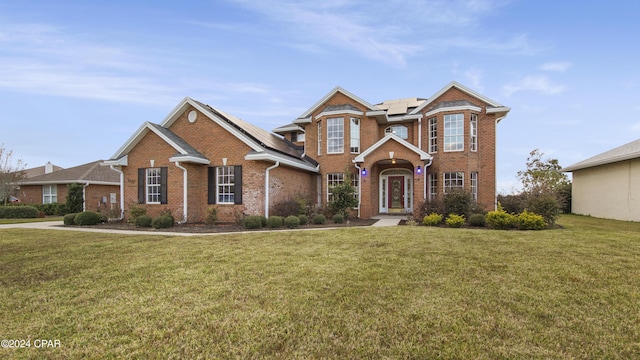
left=353, top=133, right=432, bottom=163
left=563, top=138, right=640, bottom=172
left=410, top=81, right=510, bottom=117
left=19, top=160, right=120, bottom=185
left=294, top=86, right=379, bottom=123
left=22, top=163, right=64, bottom=178
left=105, top=97, right=317, bottom=171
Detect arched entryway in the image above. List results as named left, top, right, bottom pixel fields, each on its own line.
left=379, top=168, right=413, bottom=214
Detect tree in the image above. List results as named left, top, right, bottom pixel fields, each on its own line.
left=0, top=144, right=26, bottom=206
left=517, top=149, right=571, bottom=225
left=328, top=169, right=358, bottom=218
left=66, top=183, right=84, bottom=213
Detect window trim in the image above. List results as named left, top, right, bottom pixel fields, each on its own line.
left=470, top=114, right=478, bottom=152
left=146, top=167, right=162, bottom=204
left=317, top=120, right=322, bottom=156
left=385, top=124, right=409, bottom=140
left=350, top=117, right=360, bottom=154
left=42, top=184, right=57, bottom=204
left=428, top=117, right=437, bottom=153
left=470, top=172, right=478, bottom=202
left=444, top=113, right=464, bottom=152
left=327, top=117, right=344, bottom=154
left=216, top=166, right=235, bottom=204
left=443, top=172, right=464, bottom=193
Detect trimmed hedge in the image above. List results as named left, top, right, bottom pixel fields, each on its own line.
left=0, top=206, right=40, bottom=219
left=244, top=215, right=263, bottom=229
left=312, top=214, right=326, bottom=225
left=332, top=214, right=344, bottom=224
left=64, top=213, right=78, bottom=225
left=135, top=215, right=153, bottom=228
left=446, top=214, right=465, bottom=228
left=486, top=209, right=518, bottom=230
left=74, top=211, right=102, bottom=226
left=469, top=213, right=486, bottom=227
left=422, top=213, right=443, bottom=226
left=152, top=215, right=174, bottom=229
left=267, top=216, right=284, bottom=228
left=284, top=215, right=301, bottom=228
left=298, top=214, right=308, bottom=226
left=518, top=210, right=546, bottom=230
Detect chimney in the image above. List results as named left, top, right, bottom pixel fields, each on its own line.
left=45, top=162, right=54, bottom=174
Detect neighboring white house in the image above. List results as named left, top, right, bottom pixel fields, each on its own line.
left=563, top=139, right=640, bottom=222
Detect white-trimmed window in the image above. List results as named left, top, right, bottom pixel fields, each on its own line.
left=217, top=166, right=235, bottom=204
left=327, top=173, right=359, bottom=203
left=317, top=121, right=322, bottom=156
left=428, top=117, right=437, bottom=153
left=385, top=125, right=408, bottom=139
left=428, top=173, right=437, bottom=201
left=146, top=168, right=162, bottom=204
left=43, top=185, right=57, bottom=204
left=350, top=117, right=360, bottom=153
left=470, top=172, right=478, bottom=202
left=327, top=117, right=344, bottom=153
left=470, top=114, right=478, bottom=152
left=444, top=114, right=464, bottom=151
left=443, top=172, right=464, bottom=193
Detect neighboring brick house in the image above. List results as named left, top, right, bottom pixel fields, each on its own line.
left=104, top=82, right=509, bottom=222
left=18, top=160, right=120, bottom=211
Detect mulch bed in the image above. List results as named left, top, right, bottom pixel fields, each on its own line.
left=84, top=218, right=378, bottom=233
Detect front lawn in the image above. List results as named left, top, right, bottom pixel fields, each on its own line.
left=0, top=217, right=63, bottom=224
left=1, top=215, right=639, bottom=359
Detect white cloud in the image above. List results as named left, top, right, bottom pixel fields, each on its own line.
left=464, top=68, right=484, bottom=91
left=540, top=62, right=572, bottom=72
left=503, top=75, right=566, bottom=96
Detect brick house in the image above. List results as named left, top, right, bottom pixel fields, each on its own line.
left=18, top=160, right=120, bottom=211
left=104, top=82, right=509, bottom=222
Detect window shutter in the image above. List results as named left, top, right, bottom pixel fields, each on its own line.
left=234, top=165, right=243, bottom=205
left=160, top=167, right=168, bottom=204
left=207, top=167, right=216, bottom=204
left=138, top=168, right=145, bottom=204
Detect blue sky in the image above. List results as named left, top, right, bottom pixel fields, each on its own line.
left=1, top=0, right=639, bottom=193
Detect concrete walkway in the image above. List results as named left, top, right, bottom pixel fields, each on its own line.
left=0, top=215, right=403, bottom=236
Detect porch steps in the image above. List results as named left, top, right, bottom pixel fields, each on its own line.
left=371, top=215, right=403, bottom=227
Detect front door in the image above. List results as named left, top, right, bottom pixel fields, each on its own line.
left=388, top=176, right=404, bottom=213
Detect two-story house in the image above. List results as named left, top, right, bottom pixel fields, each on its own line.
left=104, top=82, right=509, bottom=223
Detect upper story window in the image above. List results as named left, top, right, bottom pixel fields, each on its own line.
left=385, top=125, right=408, bottom=139
left=291, top=132, right=304, bottom=142
left=470, top=114, right=478, bottom=152
left=327, top=117, right=344, bottom=154
left=444, top=114, right=464, bottom=152
left=350, top=117, right=360, bottom=153
left=43, top=184, right=57, bottom=204
left=317, top=121, right=322, bottom=156
left=428, top=117, right=437, bottom=153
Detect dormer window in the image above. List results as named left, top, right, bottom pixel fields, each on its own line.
left=385, top=125, right=408, bottom=139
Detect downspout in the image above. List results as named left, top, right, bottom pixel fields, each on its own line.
left=82, top=182, right=90, bottom=212
left=353, top=163, right=362, bottom=219
left=175, top=162, right=188, bottom=224
left=418, top=118, right=422, bottom=150
left=109, top=165, right=124, bottom=220
left=265, top=162, right=280, bottom=218
left=423, top=158, right=433, bottom=201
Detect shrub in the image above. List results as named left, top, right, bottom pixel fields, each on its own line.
left=328, top=177, right=358, bottom=218
left=205, top=206, right=218, bottom=225
left=497, top=193, right=526, bottom=214
left=272, top=199, right=302, bottom=217
left=135, top=215, right=153, bottom=228
left=0, top=205, right=40, bottom=219
left=446, top=214, right=466, bottom=228
left=518, top=210, right=546, bottom=230
left=152, top=215, right=174, bottom=229
left=468, top=213, right=486, bottom=227
left=485, top=206, right=518, bottom=230
left=63, top=213, right=78, bottom=225
left=298, top=214, right=308, bottom=226
left=128, top=204, right=146, bottom=223
left=260, top=216, right=268, bottom=227
left=284, top=215, right=301, bottom=228
left=332, top=214, right=344, bottom=224
left=526, top=192, right=560, bottom=226
left=244, top=215, right=263, bottom=229
left=267, top=216, right=284, bottom=228
left=74, top=211, right=102, bottom=226
left=312, top=214, right=326, bottom=225
left=443, top=189, right=472, bottom=217
left=422, top=213, right=443, bottom=226
left=66, top=183, right=84, bottom=214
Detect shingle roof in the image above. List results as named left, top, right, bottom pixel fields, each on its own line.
left=20, top=160, right=120, bottom=184
left=563, top=138, right=640, bottom=172
left=146, top=123, right=209, bottom=162
left=22, top=164, right=64, bottom=178
left=195, top=100, right=305, bottom=160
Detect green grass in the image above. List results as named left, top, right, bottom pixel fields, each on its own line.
left=1, top=215, right=640, bottom=359
left=0, top=217, right=63, bottom=224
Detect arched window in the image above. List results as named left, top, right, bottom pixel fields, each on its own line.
left=385, top=125, right=408, bottom=139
